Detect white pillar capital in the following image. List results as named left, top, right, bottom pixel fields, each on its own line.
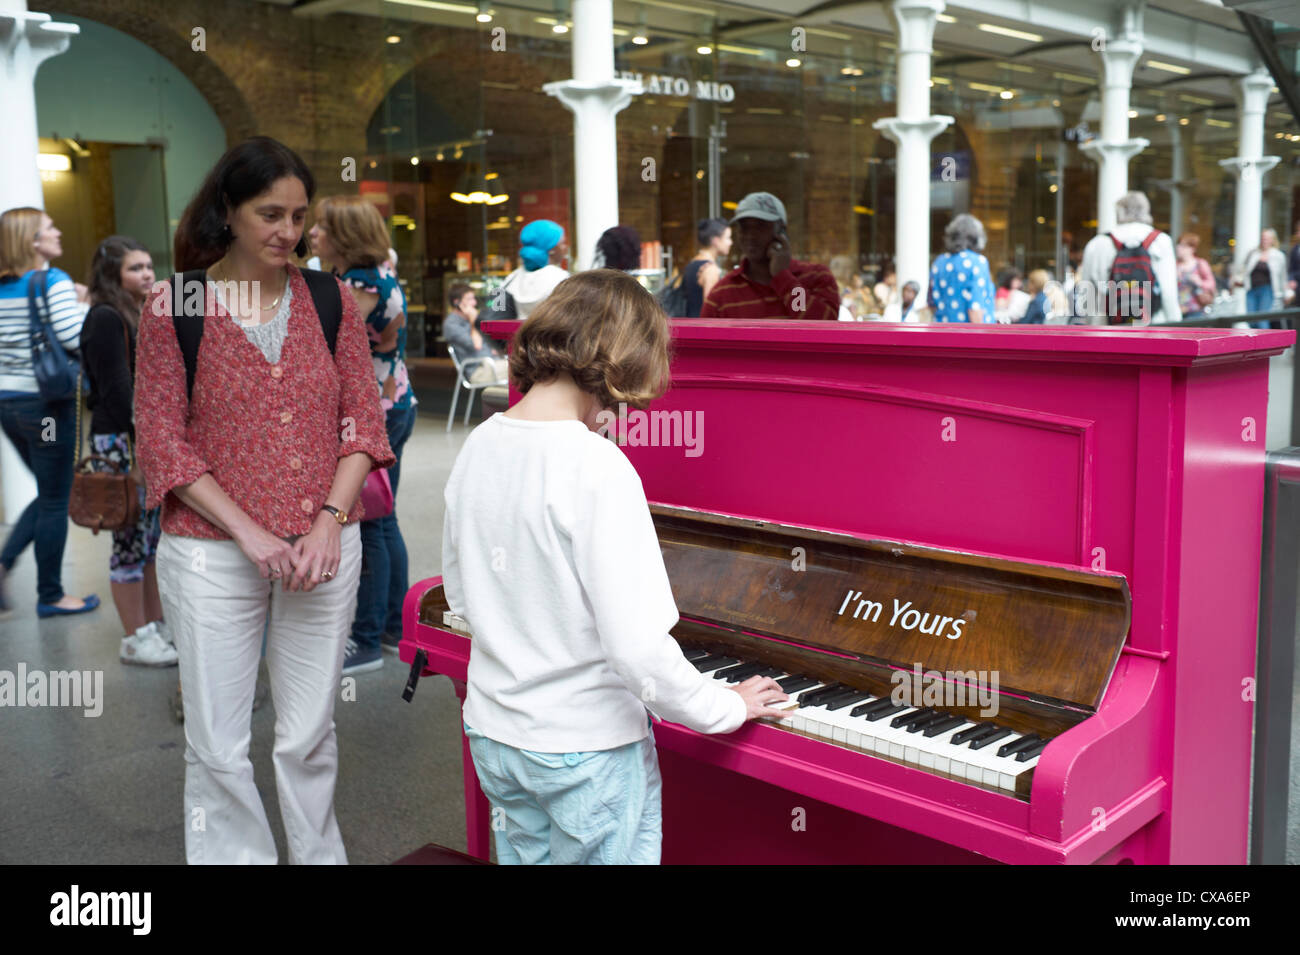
left=872, top=115, right=953, bottom=145
left=1235, top=67, right=1275, bottom=117
left=888, top=0, right=946, bottom=54
left=1096, top=37, right=1143, bottom=91
left=543, top=78, right=641, bottom=117
left=1218, top=156, right=1281, bottom=180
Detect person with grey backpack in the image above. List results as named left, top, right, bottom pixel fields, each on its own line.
left=0, top=206, right=99, bottom=618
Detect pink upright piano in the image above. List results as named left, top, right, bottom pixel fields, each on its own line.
left=402, top=319, right=1291, bottom=864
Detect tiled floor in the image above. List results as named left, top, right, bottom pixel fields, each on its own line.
left=1, top=370, right=1297, bottom=864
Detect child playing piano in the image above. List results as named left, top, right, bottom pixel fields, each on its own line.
left=441, top=269, right=792, bottom=864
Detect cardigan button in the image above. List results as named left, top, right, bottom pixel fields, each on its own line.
left=270, top=365, right=283, bottom=379
left=289, top=457, right=302, bottom=470
left=300, top=498, right=314, bottom=513
left=280, top=410, right=293, bottom=423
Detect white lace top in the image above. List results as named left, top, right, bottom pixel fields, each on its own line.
left=210, top=275, right=293, bottom=364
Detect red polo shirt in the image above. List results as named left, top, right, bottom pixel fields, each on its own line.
left=135, top=265, right=395, bottom=540
left=698, top=257, right=840, bottom=320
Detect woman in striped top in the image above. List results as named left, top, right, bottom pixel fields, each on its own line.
left=0, top=207, right=99, bottom=617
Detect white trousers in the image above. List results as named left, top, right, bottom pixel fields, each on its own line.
left=156, top=525, right=361, bottom=864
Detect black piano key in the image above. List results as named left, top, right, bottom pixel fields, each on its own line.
left=777, top=675, right=818, bottom=693
left=904, top=710, right=948, bottom=733
left=682, top=648, right=711, bottom=662
left=798, top=683, right=852, bottom=707
left=1015, top=738, right=1049, bottom=762
left=755, top=666, right=785, bottom=679
left=694, top=655, right=738, bottom=673
left=853, top=697, right=901, bottom=718
left=951, top=723, right=998, bottom=745
left=891, top=708, right=933, bottom=728
left=922, top=714, right=967, bottom=738
left=967, top=726, right=1014, bottom=750
left=997, top=734, right=1043, bottom=758
left=823, top=690, right=874, bottom=711
left=863, top=703, right=909, bottom=721
left=719, top=662, right=767, bottom=683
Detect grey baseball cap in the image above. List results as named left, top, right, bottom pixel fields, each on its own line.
left=729, top=191, right=787, bottom=225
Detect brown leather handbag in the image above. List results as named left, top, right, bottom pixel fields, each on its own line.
left=68, top=317, right=140, bottom=535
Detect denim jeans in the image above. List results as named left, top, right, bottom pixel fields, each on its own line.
left=464, top=722, right=663, bottom=865
left=351, top=403, right=416, bottom=650
left=0, top=394, right=76, bottom=604
left=1247, top=284, right=1275, bottom=329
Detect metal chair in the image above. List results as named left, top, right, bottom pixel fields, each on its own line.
left=446, top=344, right=505, bottom=432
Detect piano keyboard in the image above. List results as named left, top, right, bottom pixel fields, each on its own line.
left=685, top=648, right=1044, bottom=797
left=437, top=612, right=1041, bottom=798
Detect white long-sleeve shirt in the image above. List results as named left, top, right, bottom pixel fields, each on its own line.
left=0, top=268, right=85, bottom=393
left=442, top=413, right=747, bottom=752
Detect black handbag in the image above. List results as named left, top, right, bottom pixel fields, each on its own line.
left=27, top=270, right=82, bottom=402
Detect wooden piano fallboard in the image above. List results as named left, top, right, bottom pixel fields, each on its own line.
left=404, top=319, right=1288, bottom=864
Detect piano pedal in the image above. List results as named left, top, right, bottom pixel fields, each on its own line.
left=402, top=648, right=429, bottom=702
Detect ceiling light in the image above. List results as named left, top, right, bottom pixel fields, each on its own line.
left=553, top=23, right=569, bottom=33
left=632, top=34, right=648, bottom=44
left=1178, top=117, right=1189, bottom=125
left=386, top=35, right=401, bottom=44
left=1049, top=184, right=1058, bottom=193
left=978, top=23, right=1043, bottom=42
left=1000, top=90, right=1015, bottom=100
left=1155, top=113, right=1166, bottom=122
left=410, top=156, right=419, bottom=165
left=786, top=58, right=801, bottom=68
left=1128, top=109, right=1138, bottom=118
left=1145, top=60, right=1190, bottom=74
left=698, top=44, right=713, bottom=54
left=936, top=14, right=957, bottom=23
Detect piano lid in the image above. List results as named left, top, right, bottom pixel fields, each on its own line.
left=652, top=504, right=1131, bottom=714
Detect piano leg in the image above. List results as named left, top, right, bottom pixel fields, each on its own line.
left=452, top=680, right=492, bottom=861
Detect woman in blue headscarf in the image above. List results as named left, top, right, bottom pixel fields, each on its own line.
left=487, top=219, right=569, bottom=320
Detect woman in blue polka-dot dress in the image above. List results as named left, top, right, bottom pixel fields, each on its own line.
left=928, top=214, right=996, bottom=323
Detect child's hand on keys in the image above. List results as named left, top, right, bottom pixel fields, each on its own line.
left=730, top=675, right=795, bottom=721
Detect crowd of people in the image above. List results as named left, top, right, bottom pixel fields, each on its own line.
left=4, top=133, right=1300, bottom=866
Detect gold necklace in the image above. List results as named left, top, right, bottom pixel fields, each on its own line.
left=208, top=264, right=285, bottom=309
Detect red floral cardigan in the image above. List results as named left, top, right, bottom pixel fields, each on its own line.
left=134, top=265, right=396, bottom=540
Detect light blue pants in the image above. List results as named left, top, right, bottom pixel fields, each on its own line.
left=464, top=722, right=663, bottom=865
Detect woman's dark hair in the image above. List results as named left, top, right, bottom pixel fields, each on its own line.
left=697, top=217, right=728, bottom=248
left=174, top=136, right=315, bottom=270
left=996, top=267, right=1021, bottom=290
left=595, top=225, right=641, bottom=272
left=88, top=235, right=150, bottom=331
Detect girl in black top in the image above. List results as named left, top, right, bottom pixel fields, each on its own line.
left=683, top=218, right=732, bottom=317
left=81, top=236, right=176, bottom=666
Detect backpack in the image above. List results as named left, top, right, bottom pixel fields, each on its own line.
left=1105, top=231, right=1161, bottom=324
left=171, top=268, right=341, bottom=401
left=657, top=268, right=689, bottom=317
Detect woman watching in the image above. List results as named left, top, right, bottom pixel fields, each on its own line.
left=0, top=207, right=99, bottom=617
left=81, top=235, right=175, bottom=665
left=308, top=195, right=417, bottom=673
left=134, top=137, right=394, bottom=864
left=1175, top=233, right=1215, bottom=320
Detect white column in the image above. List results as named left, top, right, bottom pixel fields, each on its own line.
left=542, top=0, right=640, bottom=271
left=1219, top=68, right=1280, bottom=306
left=0, top=2, right=78, bottom=525
left=1080, top=6, right=1148, bottom=233
left=1151, top=118, right=1192, bottom=240
left=872, top=0, right=953, bottom=304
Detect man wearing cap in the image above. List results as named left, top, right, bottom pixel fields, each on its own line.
left=699, top=192, right=839, bottom=321
left=487, top=219, right=570, bottom=321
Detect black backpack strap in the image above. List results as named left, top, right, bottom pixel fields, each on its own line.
left=300, top=268, right=342, bottom=355
left=171, top=269, right=207, bottom=403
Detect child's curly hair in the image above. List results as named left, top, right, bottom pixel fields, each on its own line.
left=508, top=269, right=671, bottom=411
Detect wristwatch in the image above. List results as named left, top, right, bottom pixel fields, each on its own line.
left=320, top=505, right=349, bottom=526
